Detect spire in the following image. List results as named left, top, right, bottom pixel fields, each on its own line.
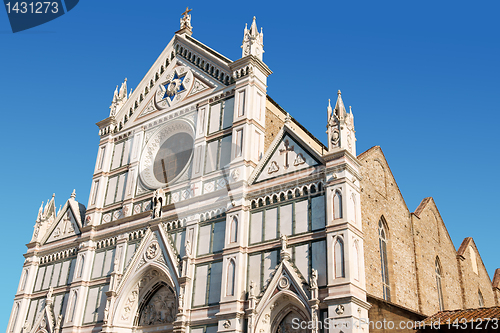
left=241, top=16, right=264, bottom=60
left=109, top=78, right=128, bottom=117
left=334, top=90, right=347, bottom=120
left=326, top=90, right=356, bottom=155
left=250, top=16, right=258, bottom=36
left=327, top=98, right=332, bottom=120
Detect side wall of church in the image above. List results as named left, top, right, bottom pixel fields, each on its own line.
left=411, top=203, right=463, bottom=315
left=359, top=147, right=499, bottom=319
left=367, top=295, right=425, bottom=333
left=459, top=241, right=497, bottom=309
left=358, top=148, right=419, bottom=312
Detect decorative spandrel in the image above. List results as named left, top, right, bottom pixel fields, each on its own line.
left=138, top=285, right=177, bottom=326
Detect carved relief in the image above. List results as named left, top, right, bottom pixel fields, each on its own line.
left=268, top=161, right=279, bottom=174
left=138, top=285, right=177, bottom=326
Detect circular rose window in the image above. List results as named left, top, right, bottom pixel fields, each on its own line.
left=139, top=120, right=194, bottom=189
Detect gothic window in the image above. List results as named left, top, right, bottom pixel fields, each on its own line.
left=478, top=289, right=484, bottom=307
left=470, top=246, right=478, bottom=274
left=334, top=237, right=345, bottom=278
left=77, top=254, right=85, bottom=278
left=20, top=269, right=28, bottom=291
left=353, top=241, right=360, bottom=281
left=230, top=216, right=238, bottom=243
left=69, top=290, right=78, bottom=322
left=333, top=191, right=343, bottom=219
left=350, top=193, right=357, bottom=225
left=10, top=303, right=19, bottom=332
left=226, top=259, right=236, bottom=296
left=435, top=258, right=444, bottom=311
left=379, top=218, right=391, bottom=301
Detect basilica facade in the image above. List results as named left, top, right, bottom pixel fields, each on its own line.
left=7, top=12, right=500, bottom=333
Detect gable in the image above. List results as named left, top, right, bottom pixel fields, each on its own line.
left=112, top=33, right=233, bottom=130
left=252, top=126, right=322, bottom=184
left=45, top=205, right=81, bottom=244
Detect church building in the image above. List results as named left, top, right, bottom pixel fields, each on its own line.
left=7, top=10, right=500, bottom=333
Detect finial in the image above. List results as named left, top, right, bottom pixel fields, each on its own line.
left=71, top=189, right=76, bottom=199
left=124, top=78, right=127, bottom=82
left=327, top=99, right=333, bottom=119
left=349, top=106, right=352, bottom=113
left=52, top=193, right=55, bottom=198
left=180, top=6, right=193, bottom=31
left=338, top=90, right=341, bottom=95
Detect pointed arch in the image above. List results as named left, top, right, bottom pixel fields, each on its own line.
left=226, top=259, right=236, bottom=296
left=9, top=302, right=19, bottom=332
left=478, top=289, right=484, bottom=307
left=334, top=190, right=343, bottom=219
left=135, top=281, right=176, bottom=326
left=435, top=257, right=444, bottom=311
left=470, top=246, right=478, bottom=274
left=77, top=254, right=85, bottom=278
left=20, top=269, right=28, bottom=291
left=353, top=240, right=360, bottom=281
left=350, top=193, right=357, bottom=225
left=230, top=216, right=238, bottom=243
left=68, top=290, right=78, bottom=322
left=334, top=236, right=345, bottom=278
left=379, top=217, right=390, bottom=301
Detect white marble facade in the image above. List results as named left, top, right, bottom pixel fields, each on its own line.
left=7, top=11, right=368, bottom=333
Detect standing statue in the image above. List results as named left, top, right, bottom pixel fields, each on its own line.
left=180, top=7, right=192, bottom=30
left=280, top=234, right=288, bottom=251
left=311, top=268, right=318, bottom=289
left=152, top=189, right=164, bottom=219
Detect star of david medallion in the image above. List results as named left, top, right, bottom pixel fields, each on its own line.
left=155, top=66, right=194, bottom=109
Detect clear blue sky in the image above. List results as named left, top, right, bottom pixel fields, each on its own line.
left=1, top=0, right=499, bottom=328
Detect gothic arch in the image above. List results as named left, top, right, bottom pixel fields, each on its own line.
left=111, top=262, right=179, bottom=328
left=253, top=290, right=310, bottom=333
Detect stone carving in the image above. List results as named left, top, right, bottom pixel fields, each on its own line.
left=280, top=234, right=288, bottom=251
left=152, top=189, right=164, bottom=219
left=146, top=242, right=160, bottom=260
left=138, top=285, right=177, bottom=326
left=278, top=276, right=290, bottom=290
left=268, top=161, right=279, bottom=174
left=279, top=139, right=294, bottom=169
left=223, top=320, right=231, bottom=329
left=249, top=280, right=256, bottom=297
left=293, top=153, right=305, bottom=166
left=179, top=7, right=192, bottom=30
left=310, top=268, right=318, bottom=289
left=335, top=304, right=345, bottom=315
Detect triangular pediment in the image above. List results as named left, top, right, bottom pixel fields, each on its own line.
left=256, top=258, right=311, bottom=313
left=251, top=125, right=323, bottom=184
left=111, top=33, right=234, bottom=130
left=43, top=200, right=83, bottom=244
left=117, top=226, right=180, bottom=295
left=29, top=298, right=55, bottom=333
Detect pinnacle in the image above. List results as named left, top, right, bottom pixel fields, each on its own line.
left=70, top=189, right=76, bottom=199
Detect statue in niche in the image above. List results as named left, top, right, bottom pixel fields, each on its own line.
left=280, top=234, right=288, bottom=251
left=310, top=268, right=318, bottom=289
left=152, top=189, right=164, bottom=219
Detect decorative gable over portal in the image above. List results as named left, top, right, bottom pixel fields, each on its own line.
left=43, top=191, right=85, bottom=244
left=251, top=123, right=322, bottom=184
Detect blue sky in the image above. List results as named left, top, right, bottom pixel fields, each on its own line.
left=1, top=0, right=499, bottom=328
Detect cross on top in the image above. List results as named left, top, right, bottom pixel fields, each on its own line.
left=279, top=139, right=294, bottom=169
left=182, top=7, right=192, bottom=17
